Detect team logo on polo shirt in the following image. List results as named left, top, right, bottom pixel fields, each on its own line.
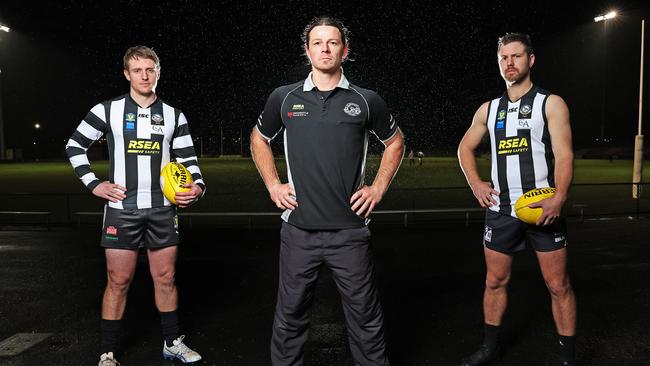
left=519, top=104, right=532, bottom=118
left=344, top=103, right=361, bottom=117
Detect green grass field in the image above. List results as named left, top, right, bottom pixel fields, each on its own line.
left=1, top=157, right=648, bottom=194
left=0, top=157, right=648, bottom=224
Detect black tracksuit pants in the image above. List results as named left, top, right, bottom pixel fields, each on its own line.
left=270, top=222, right=389, bottom=366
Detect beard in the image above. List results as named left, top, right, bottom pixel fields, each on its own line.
left=503, top=67, right=530, bottom=84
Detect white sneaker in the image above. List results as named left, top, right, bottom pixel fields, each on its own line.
left=162, top=335, right=202, bottom=363
left=98, top=352, right=120, bottom=366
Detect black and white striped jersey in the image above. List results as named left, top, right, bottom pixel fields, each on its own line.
left=66, top=94, right=205, bottom=210
left=486, top=85, right=554, bottom=217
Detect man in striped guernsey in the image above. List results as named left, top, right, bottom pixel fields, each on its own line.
left=458, top=34, right=576, bottom=366
left=251, top=17, right=404, bottom=366
left=66, top=46, right=204, bottom=366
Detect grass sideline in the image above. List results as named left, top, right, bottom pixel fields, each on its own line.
left=1, top=157, right=648, bottom=194
left=0, top=157, right=648, bottom=225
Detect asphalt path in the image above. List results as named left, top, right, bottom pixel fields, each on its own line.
left=1, top=217, right=649, bottom=365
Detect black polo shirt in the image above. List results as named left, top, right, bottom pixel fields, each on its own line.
left=256, top=73, right=399, bottom=230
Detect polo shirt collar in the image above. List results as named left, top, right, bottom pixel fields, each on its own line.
left=303, top=70, right=350, bottom=92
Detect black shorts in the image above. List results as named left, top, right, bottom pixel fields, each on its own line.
left=483, top=209, right=567, bottom=254
left=101, top=205, right=179, bottom=250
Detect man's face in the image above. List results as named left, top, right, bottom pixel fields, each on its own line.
left=305, top=25, right=348, bottom=73
left=497, top=41, right=534, bottom=84
left=123, top=57, right=160, bottom=96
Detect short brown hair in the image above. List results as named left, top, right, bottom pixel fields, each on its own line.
left=123, top=45, right=160, bottom=70
left=497, top=33, right=534, bottom=55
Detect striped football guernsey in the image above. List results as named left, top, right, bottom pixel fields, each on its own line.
left=486, top=85, right=554, bottom=217
left=66, top=94, right=205, bottom=209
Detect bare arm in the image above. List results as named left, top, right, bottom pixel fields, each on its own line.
left=250, top=127, right=297, bottom=210
left=529, top=95, right=573, bottom=225
left=458, top=101, right=499, bottom=207
left=350, top=128, right=405, bottom=218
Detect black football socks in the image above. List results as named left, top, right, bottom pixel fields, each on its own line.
left=160, top=310, right=180, bottom=347
left=558, top=334, right=576, bottom=363
left=484, top=323, right=501, bottom=350
left=100, top=318, right=122, bottom=356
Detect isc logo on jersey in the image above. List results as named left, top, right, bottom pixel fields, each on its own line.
left=497, top=137, right=529, bottom=155
left=127, top=139, right=161, bottom=154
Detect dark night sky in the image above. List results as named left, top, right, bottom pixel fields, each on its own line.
left=0, top=0, right=648, bottom=158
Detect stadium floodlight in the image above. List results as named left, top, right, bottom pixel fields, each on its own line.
left=594, top=11, right=617, bottom=22
left=594, top=10, right=619, bottom=141
left=0, top=23, right=8, bottom=160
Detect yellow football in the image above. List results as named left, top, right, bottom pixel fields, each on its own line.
left=160, top=162, right=193, bottom=205
left=514, top=187, right=557, bottom=224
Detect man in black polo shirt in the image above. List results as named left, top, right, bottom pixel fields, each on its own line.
left=251, top=16, right=404, bottom=366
